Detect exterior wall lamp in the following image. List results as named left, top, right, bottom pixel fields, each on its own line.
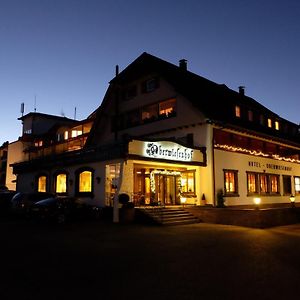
left=290, top=195, right=296, bottom=208
left=253, top=197, right=261, bottom=210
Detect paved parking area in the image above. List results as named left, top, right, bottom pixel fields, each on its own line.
left=1, top=217, right=300, bottom=299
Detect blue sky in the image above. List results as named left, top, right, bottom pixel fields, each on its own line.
left=1, top=0, right=300, bottom=145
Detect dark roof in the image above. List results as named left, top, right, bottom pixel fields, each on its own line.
left=109, top=52, right=300, bottom=144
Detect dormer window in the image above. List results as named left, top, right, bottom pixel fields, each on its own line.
left=248, top=110, right=253, bottom=121
left=260, top=115, right=264, bottom=125
left=235, top=105, right=241, bottom=118
left=267, top=118, right=272, bottom=128
left=275, top=121, right=280, bottom=130
left=142, top=77, right=159, bottom=93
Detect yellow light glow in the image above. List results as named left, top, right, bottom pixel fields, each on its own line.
left=253, top=197, right=261, bottom=205
left=290, top=195, right=296, bottom=203
left=181, top=197, right=187, bottom=204
left=215, top=144, right=300, bottom=164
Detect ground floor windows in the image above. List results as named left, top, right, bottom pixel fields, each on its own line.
left=76, top=168, right=94, bottom=196
left=132, top=166, right=196, bottom=206
left=247, top=172, right=279, bottom=195
left=37, top=175, right=47, bottom=192
left=181, top=170, right=196, bottom=196
left=79, top=171, right=92, bottom=192
left=295, top=176, right=300, bottom=194
left=223, top=169, right=238, bottom=196
left=56, top=173, right=67, bottom=194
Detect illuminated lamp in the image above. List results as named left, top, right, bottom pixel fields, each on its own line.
left=290, top=195, right=296, bottom=208
left=181, top=197, right=187, bottom=207
left=253, top=197, right=261, bottom=210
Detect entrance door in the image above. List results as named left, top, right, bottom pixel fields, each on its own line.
left=155, top=175, right=180, bottom=205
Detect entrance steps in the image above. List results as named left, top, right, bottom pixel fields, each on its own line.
left=136, top=206, right=200, bottom=226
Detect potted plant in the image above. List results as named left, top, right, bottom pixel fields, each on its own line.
left=216, top=189, right=225, bottom=208
left=118, top=193, right=135, bottom=223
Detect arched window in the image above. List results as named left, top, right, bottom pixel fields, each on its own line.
left=79, top=171, right=92, bottom=192
left=56, top=173, right=67, bottom=194
left=75, top=168, right=94, bottom=196
left=37, top=175, right=47, bottom=192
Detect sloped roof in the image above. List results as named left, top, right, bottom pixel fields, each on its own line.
left=111, top=52, right=277, bottom=120
left=89, top=52, right=300, bottom=145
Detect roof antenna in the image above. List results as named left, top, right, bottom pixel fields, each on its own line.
left=34, top=94, right=37, bottom=112
left=74, top=107, right=77, bottom=120
left=20, top=102, right=25, bottom=117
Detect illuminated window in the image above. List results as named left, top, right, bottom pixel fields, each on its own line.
left=295, top=177, right=300, bottom=194
left=56, top=173, right=67, bottom=193
left=248, top=110, right=253, bottom=121
left=79, top=171, right=92, bottom=192
left=71, top=130, right=82, bottom=138
left=270, top=175, right=279, bottom=193
left=181, top=170, right=195, bottom=195
left=260, top=174, right=268, bottom=193
left=235, top=105, right=241, bottom=118
left=64, top=131, right=69, bottom=140
left=34, top=140, right=43, bottom=147
left=267, top=118, right=272, bottom=128
left=224, top=170, right=238, bottom=195
left=159, top=98, right=176, bottom=118
left=275, top=121, right=280, bottom=130
left=38, top=175, right=47, bottom=192
left=247, top=172, right=258, bottom=194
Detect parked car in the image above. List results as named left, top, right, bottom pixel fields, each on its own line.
left=30, top=196, right=103, bottom=223
left=11, top=192, right=55, bottom=216
left=0, top=190, right=17, bottom=215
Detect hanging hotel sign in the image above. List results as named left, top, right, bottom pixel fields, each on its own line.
left=128, top=140, right=204, bottom=164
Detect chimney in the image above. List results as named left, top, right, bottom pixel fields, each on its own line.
left=179, top=59, right=187, bottom=71
left=115, top=65, right=119, bottom=77
left=238, top=86, right=245, bottom=96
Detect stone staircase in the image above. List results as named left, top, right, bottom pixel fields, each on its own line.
left=136, top=207, right=200, bottom=226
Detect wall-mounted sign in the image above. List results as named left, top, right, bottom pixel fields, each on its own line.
left=128, top=140, right=204, bottom=164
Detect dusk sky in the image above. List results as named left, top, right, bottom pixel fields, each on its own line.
left=1, top=0, right=300, bottom=145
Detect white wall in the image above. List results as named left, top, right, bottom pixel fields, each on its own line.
left=214, top=149, right=300, bottom=206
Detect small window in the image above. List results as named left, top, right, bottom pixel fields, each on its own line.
left=260, top=115, right=264, bottom=125
left=64, top=131, right=69, bottom=140
left=38, top=175, right=47, bottom=193
left=267, top=118, right=272, bottom=128
left=275, top=121, right=280, bottom=130
left=181, top=170, right=196, bottom=195
left=224, top=169, right=238, bottom=195
left=56, top=173, right=67, bottom=194
left=235, top=106, right=241, bottom=118
left=283, top=175, right=291, bottom=195
left=248, top=110, right=253, bottom=121
left=142, top=78, right=159, bottom=93
left=295, top=176, right=300, bottom=194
